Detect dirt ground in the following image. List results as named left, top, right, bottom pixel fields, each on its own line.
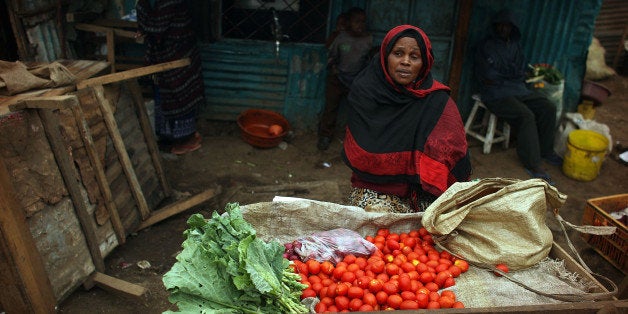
left=57, top=75, right=626, bottom=313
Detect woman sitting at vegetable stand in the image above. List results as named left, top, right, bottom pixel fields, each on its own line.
left=342, top=25, right=472, bottom=213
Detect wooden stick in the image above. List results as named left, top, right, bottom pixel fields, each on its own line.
left=92, top=85, right=151, bottom=220
left=135, top=186, right=222, bottom=232
left=0, top=157, right=56, bottom=313
left=125, top=79, right=172, bottom=197
left=76, top=58, right=190, bottom=89
left=88, top=272, right=147, bottom=301
left=23, top=96, right=106, bottom=272
left=73, top=90, right=126, bottom=244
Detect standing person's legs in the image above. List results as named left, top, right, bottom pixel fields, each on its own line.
left=520, top=92, right=557, bottom=158
left=318, top=74, right=348, bottom=150
left=484, top=96, right=542, bottom=170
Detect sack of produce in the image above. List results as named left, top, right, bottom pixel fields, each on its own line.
left=421, top=178, right=566, bottom=270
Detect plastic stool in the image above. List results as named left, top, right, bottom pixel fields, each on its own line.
left=464, top=94, right=511, bottom=154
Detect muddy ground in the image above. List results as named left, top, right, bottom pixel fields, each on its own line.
left=57, top=75, right=627, bottom=313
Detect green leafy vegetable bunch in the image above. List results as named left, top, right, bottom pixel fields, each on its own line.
left=162, top=203, right=308, bottom=313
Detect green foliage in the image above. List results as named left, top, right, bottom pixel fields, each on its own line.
left=162, top=203, right=308, bottom=314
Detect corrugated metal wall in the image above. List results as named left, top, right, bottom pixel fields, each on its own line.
left=594, top=0, right=628, bottom=71
left=199, top=40, right=327, bottom=129
left=457, top=0, right=602, bottom=119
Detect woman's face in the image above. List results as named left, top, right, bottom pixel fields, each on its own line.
left=386, top=37, right=423, bottom=85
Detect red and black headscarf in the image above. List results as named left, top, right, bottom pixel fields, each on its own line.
left=342, top=25, right=471, bottom=198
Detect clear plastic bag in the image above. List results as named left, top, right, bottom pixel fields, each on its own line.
left=293, top=228, right=376, bottom=264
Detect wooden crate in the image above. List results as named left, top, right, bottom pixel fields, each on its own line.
left=581, top=194, right=628, bottom=274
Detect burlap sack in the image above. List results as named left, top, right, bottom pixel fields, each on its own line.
left=0, top=61, right=76, bottom=95
left=421, top=178, right=567, bottom=270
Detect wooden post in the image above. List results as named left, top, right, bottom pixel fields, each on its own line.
left=125, top=79, right=172, bottom=197
left=0, top=156, right=56, bottom=313
left=92, top=85, right=151, bottom=220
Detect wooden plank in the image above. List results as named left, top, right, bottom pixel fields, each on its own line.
left=9, top=95, right=74, bottom=111
left=136, top=187, right=222, bottom=232
left=25, top=96, right=106, bottom=272
left=106, top=29, right=116, bottom=73
left=76, top=59, right=191, bottom=89
left=448, top=0, right=473, bottom=102
left=74, top=23, right=141, bottom=40
left=0, top=156, right=56, bottom=313
left=89, top=272, right=147, bottom=301
left=125, top=79, right=172, bottom=197
left=92, top=85, right=151, bottom=220
left=71, top=90, right=126, bottom=244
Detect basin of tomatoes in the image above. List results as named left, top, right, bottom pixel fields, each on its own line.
left=289, top=227, right=469, bottom=312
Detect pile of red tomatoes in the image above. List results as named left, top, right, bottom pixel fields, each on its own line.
left=289, top=227, right=470, bottom=312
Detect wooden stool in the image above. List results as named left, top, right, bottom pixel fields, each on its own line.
left=464, top=94, right=510, bottom=154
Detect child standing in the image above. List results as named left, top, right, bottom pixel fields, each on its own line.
left=318, top=7, right=373, bottom=151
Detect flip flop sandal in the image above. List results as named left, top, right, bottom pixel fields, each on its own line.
left=171, top=134, right=202, bottom=155
left=524, top=167, right=555, bottom=186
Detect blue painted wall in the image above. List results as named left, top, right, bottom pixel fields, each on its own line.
left=457, top=0, right=602, bottom=119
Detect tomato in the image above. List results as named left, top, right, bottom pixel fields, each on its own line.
left=326, top=305, right=338, bottom=312
left=385, top=263, right=400, bottom=276
left=320, top=296, right=334, bottom=306
left=362, top=292, right=377, bottom=307
left=382, top=281, right=399, bottom=295
left=320, top=261, right=334, bottom=275
left=347, top=286, right=364, bottom=299
left=321, top=277, right=334, bottom=287
left=434, top=263, right=449, bottom=273
left=448, top=265, right=462, bottom=277
left=349, top=298, right=363, bottom=311
left=399, top=300, right=420, bottom=310
left=296, top=261, right=309, bottom=276
left=494, top=263, right=509, bottom=276
left=398, top=275, right=412, bottom=291
left=311, top=282, right=323, bottom=293
left=401, top=245, right=414, bottom=255
left=326, top=283, right=337, bottom=298
left=434, top=271, right=451, bottom=287
left=427, top=300, right=441, bottom=309
left=439, top=250, right=452, bottom=260
left=268, top=124, right=283, bottom=136
left=416, top=291, right=429, bottom=308
left=440, top=290, right=456, bottom=301
left=418, top=271, right=434, bottom=284
left=418, top=227, right=429, bottom=237
left=340, top=271, right=356, bottom=283
left=402, top=237, right=417, bottom=248
left=375, top=291, right=389, bottom=305
left=370, top=259, right=385, bottom=274
left=356, top=276, right=371, bottom=289
left=319, top=286, right=329, bottom=298
left=346, top=263, right=360, bottom=273
left=355, top=257, right=368, bottom=269
left=335, top=282, right=349, bottom=296
left=375, top=273, right=389, bottom=283
left=439, top=295, right=455, bottom=308
left=428, top=291, right=440, bottom=302
left=453, top=301, right=465, bottom=308
left=377, top=228, right=390, bottom=237
left=368, top=279, right=383, bottom=293
left=301, top=288, right=316, bottom=299
left=443, top=277, right=455, bottom=288
left=400, top=291, right=416, bottom=301
left=438, top=258, right=453, bottom=266
left=334, top=295, right=350, bottom=311
left=386, top=294, right=403, bottom=309
left=332, top=265, right=346, bottom=280
left=386, top=239, right=401, bottom=251
left=306, top=259, right=321, bottom=275
left=314, top=301, right=326, bottom=313
left=424, top=282, right=439, bottom=292
left=358, top=304, right=374, bottom=312
left=453, top=259, right=469, bottom=272
left=343, top=254, right=357, bottom=264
